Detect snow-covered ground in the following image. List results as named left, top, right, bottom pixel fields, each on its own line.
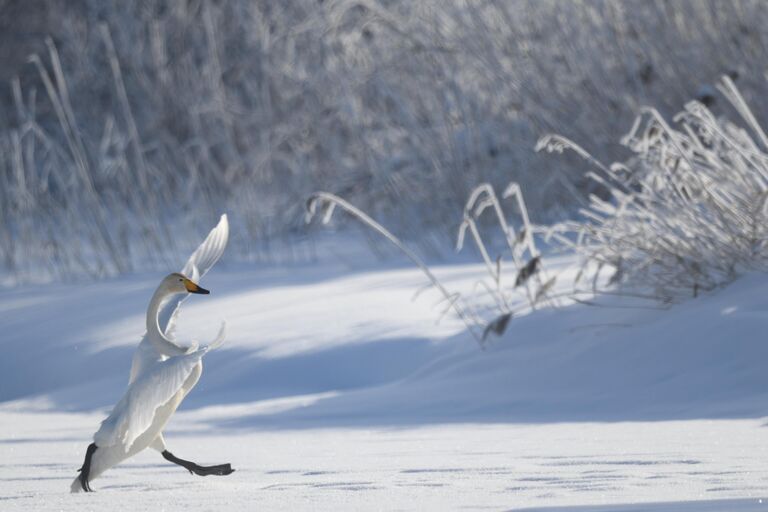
left=1, top=258, right=767, bottom=510
left=2, top=412, right=767, bottom=511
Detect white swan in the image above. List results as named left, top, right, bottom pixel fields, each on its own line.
left=71, top=215, right=234, bottom=492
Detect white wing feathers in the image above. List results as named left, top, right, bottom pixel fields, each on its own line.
left=181, top=214, right=230, bottom=285
left=95, top=348, right=207, bottom=452
left=99, top=324, right=225, bottom=451
left=161, top=214, right=230, bottom=339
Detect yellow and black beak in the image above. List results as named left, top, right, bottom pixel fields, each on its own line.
left=184, top=278, right=210, bottom=295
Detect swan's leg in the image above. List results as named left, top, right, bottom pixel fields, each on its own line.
left=160, top=364, right=233, bottom=476
left=77, top=443, right=98, bottom=492
left=161, top=450, right=235, bottom=476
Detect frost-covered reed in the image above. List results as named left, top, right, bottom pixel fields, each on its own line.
left=538, top=75, right=768, bottom=302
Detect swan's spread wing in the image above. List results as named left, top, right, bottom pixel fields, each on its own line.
left=129, top=214, right=229, bottom=383
left=181, top=214, right=230, bottom=287
left=96, top=349, right=207, bottom=452
left=163, top=214, right=229, bottom=338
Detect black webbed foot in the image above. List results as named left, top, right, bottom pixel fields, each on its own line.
left=162, top=450, right=235, bottom=477
left=192, top=463, right=234, bottom=476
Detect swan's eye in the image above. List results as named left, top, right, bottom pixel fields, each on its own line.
left=179, top=278, right=183, bottom=282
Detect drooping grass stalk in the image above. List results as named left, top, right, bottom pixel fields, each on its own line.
left=306, top=191, right=483, bottom=343
left=457, top=217, right=500, bottom=284
left=457, top=182, right=559, bottom=311
left=462, top=184, right=523, bottom=267
left=457, top=187, right=517, bottom=311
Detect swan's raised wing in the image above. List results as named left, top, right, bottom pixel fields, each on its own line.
left=180, top=214, right=230, bottom=284
left=96, top=348, right=207, bottom=452
left=161, top=214, right=230, bottom=337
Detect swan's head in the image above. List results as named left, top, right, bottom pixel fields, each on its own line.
left=163, top=272, right=210, bottom=295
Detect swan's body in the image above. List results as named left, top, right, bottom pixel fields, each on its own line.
left=72, top=215, right=233, bottom=492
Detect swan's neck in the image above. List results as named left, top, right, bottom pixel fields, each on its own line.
left=146, top=286, right=187, bottom=357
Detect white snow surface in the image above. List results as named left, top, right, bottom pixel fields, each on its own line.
left=1, top=257, right=767, bottom=510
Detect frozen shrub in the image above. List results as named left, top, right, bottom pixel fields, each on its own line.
left=538, top=76, right=768, bottom=301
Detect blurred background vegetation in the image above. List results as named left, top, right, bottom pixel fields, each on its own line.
left=1, top=0, right=766, bottom=282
